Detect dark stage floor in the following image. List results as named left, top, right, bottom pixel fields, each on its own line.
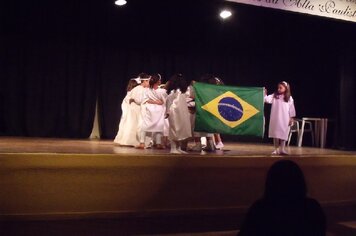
left=0, top=137, right=354, bottom=157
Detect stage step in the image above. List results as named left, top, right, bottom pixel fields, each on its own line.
left=330, top=221, right=356, bottom=236
left=1, top=144, right=356, bottom=235
left=141, top=231, right=238, bottom=236
left=141, top=221, right=356, bottom=236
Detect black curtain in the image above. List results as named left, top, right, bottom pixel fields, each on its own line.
left=336, top=37, right=356, bottom=150
left=0, top=0, right=101, bottom=138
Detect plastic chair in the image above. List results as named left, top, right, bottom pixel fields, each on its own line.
left=297, top=118, right=315, bottom=147
left=287, top=120, right=300, bottom=146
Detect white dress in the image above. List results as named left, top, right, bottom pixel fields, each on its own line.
left=114, top=85, right=147, bottom=146
left=131, top=85, right=148, bottom=130
left=186, top=86, right=196, bottom=134
left=163, top=88, right=170, bottom=137
left=141, top=88, right=167, bottom=133
left=114, top=91, right=132, bottom=145
left=265, top=94, right=296, bottom=141
left=166, top=89, right=192, bottom=141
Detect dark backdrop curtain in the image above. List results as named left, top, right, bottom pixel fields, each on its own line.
left=336, top=38, right=356, bottom=150
left=0, top=0, right=101, bottom=138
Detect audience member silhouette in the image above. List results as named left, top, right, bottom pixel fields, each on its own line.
left=238, top=160, right=326, bottom=236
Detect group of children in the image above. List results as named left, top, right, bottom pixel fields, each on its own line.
left=114, top=73, right=225, bottom=154
left=114, top=73, right=296, bottom=155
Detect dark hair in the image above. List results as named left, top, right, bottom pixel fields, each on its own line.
left=200, top=74, right=224, bottom=85
left=126, top=79, right=138, bottom=92
left=200, top=74, right=215, bottom=84
left=138, top=73, right=150, bottom=79
left=274, top=81, right=291, bottom=102
left=149, top=74, right=161, bottom=88
left=264, top=160, right=307, bottom=202
left=164, top=81, right=170, bottom=90
left=166, top=73, right=188, bottom=94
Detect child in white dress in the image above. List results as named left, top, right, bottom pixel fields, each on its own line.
left=113, top=79, right=139, bottom=146
left=166, top=74, right=192, bottom=154
left=265, top=81, right=296, bottom=155
left=128, top=73, right=150, bottom=149
left=139, top=74, right=166, bottom=149
left=160, top=82, right=170, bottom=149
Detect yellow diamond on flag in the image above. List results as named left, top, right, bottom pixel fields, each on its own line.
left=201, top=91, right=260, bottom=128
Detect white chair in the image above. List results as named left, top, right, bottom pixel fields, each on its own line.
left=287, top=120, right=299, bottom=146
left=297, top=118, right=315, bottom=147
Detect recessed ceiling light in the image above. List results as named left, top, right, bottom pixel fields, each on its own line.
left=220, top=10, right=232, bottom=19
left=115, top=0, right=127, bottom=6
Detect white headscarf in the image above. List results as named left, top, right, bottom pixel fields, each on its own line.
left=131, top=77, right=141, bottom=84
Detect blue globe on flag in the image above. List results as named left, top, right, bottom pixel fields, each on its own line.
left=218, top=97, right=244, bottom=122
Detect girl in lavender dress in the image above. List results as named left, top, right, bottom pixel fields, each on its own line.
left=265, top=81, right=296, bottom=155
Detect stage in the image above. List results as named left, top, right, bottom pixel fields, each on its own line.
left=0, top=137, right=356, bottom=235
left=0, top=137, right=354, bottom=157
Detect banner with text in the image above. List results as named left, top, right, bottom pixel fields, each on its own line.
left=226, top=0, right=356, bottom=23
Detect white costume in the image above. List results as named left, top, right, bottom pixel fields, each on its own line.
left=166, top=89, right=192, bottom=141
left=114, top=91, right=138, bottom=146
left=163, top=117, right=169, bottom=137
left=186, top=85, right=196, bottom=135
left=141, top=88, right=167, bottom=132
left=131, top=84, right=148, bottom=127
left=160, top=88, right=169, bottom=138
left=265, top=94, right=296, bottom=141
left=114, top=85, right=147, bottom=146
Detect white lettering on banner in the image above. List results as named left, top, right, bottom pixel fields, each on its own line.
left=226, top=0, right=356, bottom=22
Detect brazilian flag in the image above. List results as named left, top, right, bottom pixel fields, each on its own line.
left=193, top=82, right=264, bottom=137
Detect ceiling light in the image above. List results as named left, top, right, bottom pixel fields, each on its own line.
left=115, top=0, right=127, bottom=6
left=220, top=10, right=232, bottom=19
